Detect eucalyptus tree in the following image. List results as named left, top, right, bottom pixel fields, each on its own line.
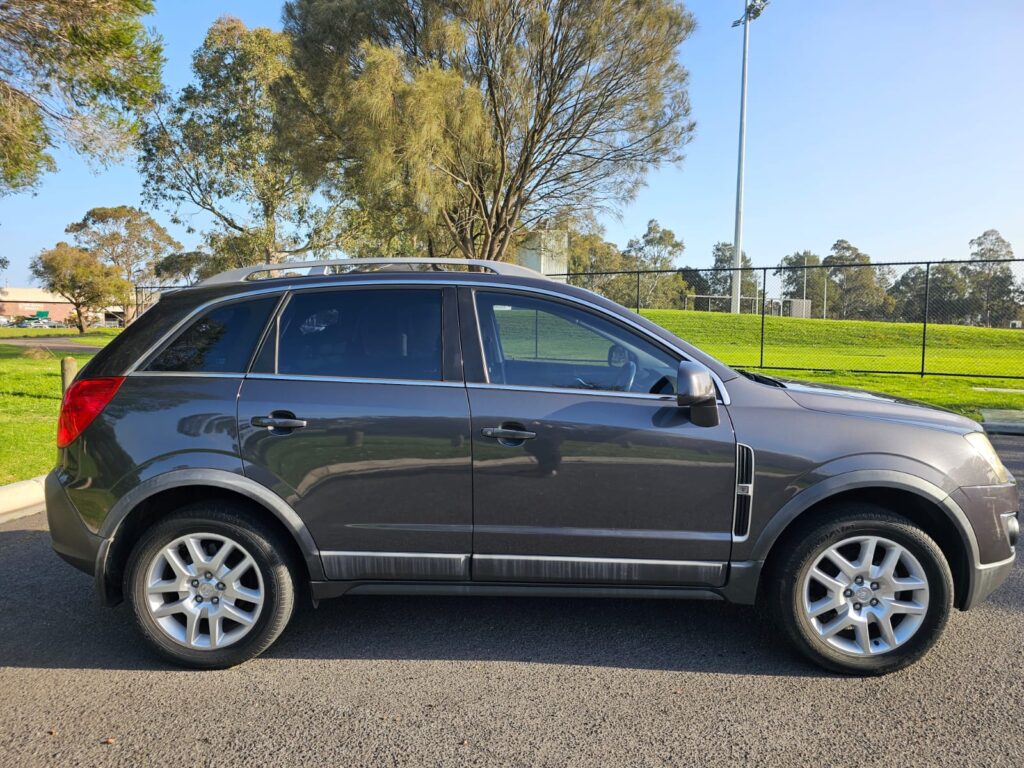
left=0, top=0, right=162, bottom=195
left=66, top=206, right=181, bottom=321
left=965, top=229, right=1018, bottom=327
left=30, top=243, right=127, bottom=333
left=139, top=17, right=345, bottom=275
left=285, top=0, right=697, bottom=260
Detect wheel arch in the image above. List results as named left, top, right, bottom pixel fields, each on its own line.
left=753, top=472, right=978, bottom=610
left=97, top=470, right=324, bottom=606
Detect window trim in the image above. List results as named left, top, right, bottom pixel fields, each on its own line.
left=136, top=293, right=285, bottom=376
left=124, top=277, right=730, bottom=405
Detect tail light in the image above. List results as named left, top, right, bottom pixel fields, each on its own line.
left=57, top=377, right=125, bottom=448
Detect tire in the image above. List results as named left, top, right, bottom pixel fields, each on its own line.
left=124, top=503, right=297, bottom=669
left=770, top=504, right=953, bottom=676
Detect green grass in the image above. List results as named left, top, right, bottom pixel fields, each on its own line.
left=642, top=309, right=1023, bottom=377
left=0, top=345, right=98, bottom=485
left=1, top=306, right=1022, bottom=484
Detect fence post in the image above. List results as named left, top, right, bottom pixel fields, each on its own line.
left=920, top=262, right=931, bottom=378
left=61, top=357, right=77, bottom=393
left=635, top=271, right=641, bottom=313
left=759, top=268, right=767, bottom=368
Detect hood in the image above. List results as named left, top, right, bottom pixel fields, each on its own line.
left=779, top=378, right=980, bottom=434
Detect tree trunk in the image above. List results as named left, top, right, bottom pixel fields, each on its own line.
left=74, top=306, right=86, bottom=334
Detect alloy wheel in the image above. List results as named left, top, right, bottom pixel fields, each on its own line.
left=801, top=534, right=930, bottom=656
left=144, top=532, right=265, bottom=650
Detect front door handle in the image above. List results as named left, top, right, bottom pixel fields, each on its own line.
left=481, top=426, right=536, bottom=441
left=251, top=414, right=307, bottom=431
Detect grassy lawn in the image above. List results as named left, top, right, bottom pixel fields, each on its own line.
left=0, top=345, right=98, bottom=485
left=0, top=306, right=1022, bottom=484
left=0, top=327, right=121, bottom=347
left=642, top=309, right=1023, bottom=376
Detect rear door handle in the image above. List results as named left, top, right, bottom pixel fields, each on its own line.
left=251, top=415, right=307, bottom=431
left=481, top=426, right=536, bottom=441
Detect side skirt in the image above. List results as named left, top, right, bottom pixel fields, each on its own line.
left=309, top=580, right=725, bottom=602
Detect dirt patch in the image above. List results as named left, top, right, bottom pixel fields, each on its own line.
left=20, top=347, right=53, bottom=360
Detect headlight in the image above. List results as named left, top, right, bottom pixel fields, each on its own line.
left=964, top=432, right=1010, bottom=484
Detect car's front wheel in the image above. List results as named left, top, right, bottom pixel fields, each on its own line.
left=772, top=505, right=954, bottom=675
left=125, top=504, right=296, bottom=669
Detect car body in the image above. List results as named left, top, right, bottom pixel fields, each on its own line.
left=46, top=258, right=1019, bottom=673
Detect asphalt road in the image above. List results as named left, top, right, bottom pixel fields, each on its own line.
left=0, top=336, right=97, bottom=354
left=1, top=440, right=1021, bottom=767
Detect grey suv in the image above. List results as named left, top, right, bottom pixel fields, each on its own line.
left=46, top=258, right=1018, bottom=674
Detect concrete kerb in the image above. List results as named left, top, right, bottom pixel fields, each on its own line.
left=0, top=475, right=46, bottom=525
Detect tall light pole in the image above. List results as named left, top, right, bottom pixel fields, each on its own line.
left=730, top=0, right=769, bottom=314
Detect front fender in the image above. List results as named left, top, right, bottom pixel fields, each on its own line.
left=748, top=469, right=979, bottom=565
left=721, top=469, right=982, bottom=607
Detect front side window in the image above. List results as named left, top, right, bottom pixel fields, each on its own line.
left=146, top=297, right=277, bottom=373
left=475, top=291, right=677, bottom=394
left=268, top=288, right=443, bottom=381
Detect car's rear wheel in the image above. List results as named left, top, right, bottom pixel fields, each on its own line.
left=772, top=505, right=953, bottom=675
left=125, top=504, right=296, bottom=669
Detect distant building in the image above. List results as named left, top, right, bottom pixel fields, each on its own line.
left=0, top=287, right=120, bottom=325
left=515, top=230, right=568, bottom=280
left=0, top=287, right=76, bottom=322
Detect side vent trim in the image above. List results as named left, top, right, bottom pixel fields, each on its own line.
left=733, top=444, right=755, bottom=540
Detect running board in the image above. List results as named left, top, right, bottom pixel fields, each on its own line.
left=309, top=580, right=724, bottom=602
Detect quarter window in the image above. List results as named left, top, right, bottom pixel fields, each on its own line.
left=269, top=288, right=443, bottom=381
left=145, top=297, right=277, bottom=373
left=475, top=292, right=678, bottom=394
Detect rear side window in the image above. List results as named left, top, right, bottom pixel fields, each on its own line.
left=145, top=297, right=277, bottom=373
left=265, top=288, right=443, bottom=381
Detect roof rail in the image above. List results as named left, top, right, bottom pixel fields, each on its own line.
left=199, top=257, right=543, bottom=286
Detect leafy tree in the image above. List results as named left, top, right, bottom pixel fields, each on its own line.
left=567, top=231, right=633, bottom=306
left=774, top=251, right=825, bottom=317
left=623, top=220, right=689, bottom=308
left=887, top=263, right=969, bottom=324
left=30, top=243, right=126, bottom=333
left=139, top=17, right=343, bottom=275
left=154, top=251, right=208, bottom=286
left=0, top=255, right=8, bottom=275
left=964, top=229, right=1018, bottom=327
left=707, top=242, right=757, bottom=311
left=0, top=0, right=162, bottom=195
left=66, top=206, right=181, bottom=322
left=822, top=240, right=894, bottom=320
left=285, top=0, right=697, bottom=260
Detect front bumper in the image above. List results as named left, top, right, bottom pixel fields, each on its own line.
left=964, top=554, right=1017, bottom=609
left=45, top=470, right=102, bottom=576
left=953, top=479, right=1019, bottom=609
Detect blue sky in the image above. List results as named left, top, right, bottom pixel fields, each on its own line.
left=1, top=0, right=1022, bottom=286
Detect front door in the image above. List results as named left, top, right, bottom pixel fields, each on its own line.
left=238, top=285, right=473, bottom=582
left=464, top=289, right=736, bottom=587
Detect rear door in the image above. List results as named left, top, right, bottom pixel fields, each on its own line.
left=463, top=288, right=737, bottom=587
left=238, top=285, right=473, bottom=581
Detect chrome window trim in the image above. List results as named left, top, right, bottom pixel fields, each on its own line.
left=128, top=371, right=245, bottom=379
left=246, top=373, right=463, bottom=388
left=123, top=277, right=731, bottom=404
left=467, top=382, right=679, bottom=402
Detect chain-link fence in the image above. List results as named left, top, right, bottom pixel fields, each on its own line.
left=549, top=259, right=1024, bottom=379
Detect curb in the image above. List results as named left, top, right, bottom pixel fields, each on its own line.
left=0, top=475, right=46, bottom=525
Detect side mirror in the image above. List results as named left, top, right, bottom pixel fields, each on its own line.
left=676, top=361, right=720, bottom=427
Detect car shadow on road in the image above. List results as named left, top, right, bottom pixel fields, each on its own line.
left=0, top=527, right=824, bottom=677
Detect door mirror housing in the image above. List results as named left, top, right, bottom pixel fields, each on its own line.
left=676, top=361, right=720, bottom=427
